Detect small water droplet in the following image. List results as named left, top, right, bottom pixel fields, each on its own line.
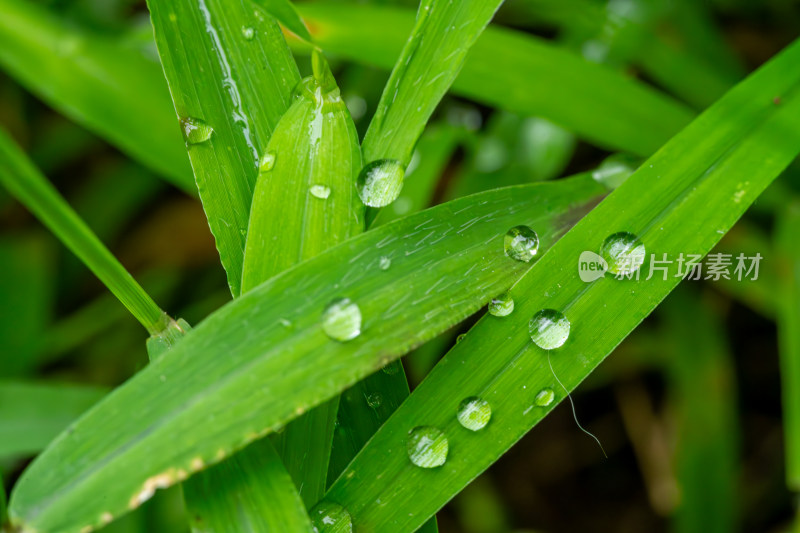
left=259, top=151, right=276, bottom=172
left=529, top=309, right=570, bottom=350
left=534, top=388, right=555, bottom=407
left=309, top=501, right=352, bottom=533
left=241, top=26, right=255, bottom=40
left=600, top=232, right=645, bottom=276
left=310, top=184, right=331, bottom=199
left=365, top=393, right=382, bottom=409
left=488, top=292, right=514, bottom=317
left=456, top=397, right=491, bottom=431
left=456, top=333, right=466, bottom=343
left=180, top=117, right=213, bottom=144
left=321, top=298, right=361, bottom=342
left=357, top=159, right=405, bottom=207
left=407, top=426, right=448, bottom=468
left=504, top=226, right=539, bottom=263
left=378, top=256, right=392, bottom=270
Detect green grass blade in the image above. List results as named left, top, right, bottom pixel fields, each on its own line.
left=297, top=3, right=695, bottom=156
left=361, top=0, right=503, bottom=167
left=0, top=128, right=165, bottom=335
left=147, top=0, right=300, bottom=296
left=240, top=50, right=364, bottom=506
left=1, top=472, right=5, bottom=527
left=250, top=0, right=311, bottom=42
left=183, top=440, right=313, bottom=533
left=777, top=202, right=800, bottom=491
left=0, top=0, right=194, bottom=193
left=662, top=290, right=739, bottom=533
left=8, top=176, right=606, bottom=533
left=320, top=37, right=800, bottom=532
left=0, top=381, right=107, bottom=460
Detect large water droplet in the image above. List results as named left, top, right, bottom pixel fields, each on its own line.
left=309, top=501, right=352, bottom=533
left=259, top=151, right=276, bottom=172
left=310, top=184, right=331, bottom=199
left=456, top=397, right=491, bottom=431
left=407, top=426, right=448, bottom=468
left=488, top=292, right=514, bottom=317
left=357, top=159, right=405, bottom=207
left=321, top=298, right=361, bottom=342
left=504, top=226, right=539, bottom=263
left=529, top=309, right=570, bottom=350
left=600, top=232, right=645, bottom=276
left=379, top=256, right=392, bottom=271
left=241, top=26, right=255, bottom=40
left=180, top=117, right=213, bottom=144
left=365, top=393, right=382, bottom=409
left=534, top=388, right=555, bottom=407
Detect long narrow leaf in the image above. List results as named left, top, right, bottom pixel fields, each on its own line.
left=320, top=37, right=800, bottom=532
left=8, top=176, right=606, bottom=533
left=297, top=3, right=695, bottom=156
left=361, top=0, right=502, bottom=166
left=147, top=0, right=300, bottom=296
left=777, top=202, right=800, bottom=491
left=0, top=0, right=194, bottom=193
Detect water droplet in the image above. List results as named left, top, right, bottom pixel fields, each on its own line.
left=504, top=226, right=539, bottom=263
left=321, top=298, right=361, bottom=342
left=407, top=426, right=448, bottom=468
left=309, top=501, right=352, bottom=533
left=357, top=159, right=405, bottom=207
left=592, top=153, right=641, bottom=190
left=529, top=309, right=570, bottom=350
left=379, top=256, right=391, bottom=271
left=310, top=184, right=331, bottom=199
left=456, top=333, right=466, bottom=344
left=180, top=117, right=213, bottom=144
left=241, top=26, right=255, bottom=40
left=488, top=292, right=514, bottom=317
left=600, top=232, right=645, bottom=276
left=456, top=397, right=491, bottom=431
left=365, top=393, right=382, bottom=409
left=259, top=151, right=276, bottom=172
left=534, top=388, right=555, bottom=407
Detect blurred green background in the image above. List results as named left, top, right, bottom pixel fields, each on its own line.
left=1, top=0, right=800, bottom=531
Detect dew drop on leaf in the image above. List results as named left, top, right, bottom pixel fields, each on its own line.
left=488, top=292, right=514, bottom=317
left=356, top=159, right=405, bottom=207
left=309, top=501, right=352, bottom=533
left=504, top=225, right=539, bottom=263
left=456, top=333, right=466, bottom=343
left=534, top=388, right=555, bottom=407
left=179, top=117, right=213, bottom=144
left=310, top=184, right=331, bottom=199
left=456, top=397, right=491, bottom=431
left=241, top=26, right=255, bottom=40
left=259, top=151, right=276, bottom=172
left=529, top=309, right=570, bottom=350
left=407, top=426, right=448, bottom=468
left=600, top=232, right=645, bottom=276
left=365, top=393, right=382, bottom=409
left=379, top=256, right=391, bottom=271
left=321, top=298, right=361, bottom=342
